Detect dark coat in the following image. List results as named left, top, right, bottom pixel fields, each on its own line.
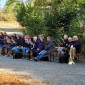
left=45, top=40, right=54, bottom=55
left=72, top=39, right=81, bottom=53
left=62, top=39, right=69, bottom=47
left=0, top=35, right=4, bottom=44
left=33, top=41, right=38, bottom=49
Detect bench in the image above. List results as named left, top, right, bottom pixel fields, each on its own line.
left=49, top=52, right=58, bottom=62
left=76, top=53, right=81, bottom=62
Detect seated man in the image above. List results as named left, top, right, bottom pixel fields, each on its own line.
left=33, top=35, right=45, bottom=57
left=73, top=36, right=81, bottom=53
left=34, top=36, right=54, bottom=61
left=66, top=37, right=73, bottom=50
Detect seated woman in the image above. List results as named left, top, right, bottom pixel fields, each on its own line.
left=34, top=36, right=54, bottom=61
left=33, top=35, right=45, bottom=58
left=32, top=36, right=39, bottom=57
left=22, top=35, right=33, bottom=58
left=12, top=36, right=24, bottom=54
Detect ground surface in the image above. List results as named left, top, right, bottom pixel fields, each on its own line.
left=0, top=56, right=85, bottom=85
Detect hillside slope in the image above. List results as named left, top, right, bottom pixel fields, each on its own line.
left=0, top=21, right=23, bottom=29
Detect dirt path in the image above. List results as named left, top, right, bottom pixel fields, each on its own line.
left=0, top=56, right=85, bottom=85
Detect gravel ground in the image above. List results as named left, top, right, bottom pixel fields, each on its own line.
left=0, top=56, right=85, bottom=85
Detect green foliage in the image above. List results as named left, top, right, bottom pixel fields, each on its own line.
left=15, top=0, right=85, bottom=41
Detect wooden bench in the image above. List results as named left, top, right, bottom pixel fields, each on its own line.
left=76, top=53, right=81, bottom=62
left=49, top=52, right=58, bottom=62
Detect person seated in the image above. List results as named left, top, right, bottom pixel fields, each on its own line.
left=66, top=37, right=73, bottom=50
left=10, top=36, right=17, bottom=47
left=0, top=32, right=4, bottom=48
left=19, top=35, right=25, bottom=46
left=12, top=46, right=21, bottom=53
left=4, top=35, right=12, bottom=56
left=34, top=36, right=54, bottom=61
left=73, top=36, right=81, bottom=53
left=33, top=35, right=45, bottom=58
left=15, top=36, right=23, bottom=46
left=57, top=35, right=69, bottom=55
left=62, top=34, right=69, bottom=47
left=37, top=35, right=42, bottom=45
left=32, top=36, right=39, bottom=57
left=22, top=35, right=33, bottom=58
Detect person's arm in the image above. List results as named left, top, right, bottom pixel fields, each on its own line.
left=45, top=41, right=52, bottom=50
left=73, top=41, right=81, bottom=47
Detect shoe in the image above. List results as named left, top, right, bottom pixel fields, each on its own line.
left=22, top=56, right=25, bottom=59
left=33, top=58, right=38, bottom=61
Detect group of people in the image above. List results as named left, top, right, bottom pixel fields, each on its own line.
left=0, top=32, right=81, bottom=63
left=58, top=35, right=81, bottom=63
left=0, top=32, right=54, bottom=61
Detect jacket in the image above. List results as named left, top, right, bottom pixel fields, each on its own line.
left=45, top=40, right=54, bottom=55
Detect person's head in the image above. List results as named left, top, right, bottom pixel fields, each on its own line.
left=4, top=32, right=7, bottom=36
left=21, top=35, right=24, bottom=38
left=38, top=35, right=42, bottom=39
left=13, top=33, right=16, bottom=37
left=73, top=36, right=78, bottom=42
left=17, top=36, right=20, bottom=39
left=24, top=35, right=28, bottom=39
left=39, top=35, right=44, bottom=41
left=64, top=34, right=68, bottom=40
left=47, top=36, right=51, bottom=42
left=33, top=36, right=37, bottom=42
left=68, top=37, right=73, bottom=42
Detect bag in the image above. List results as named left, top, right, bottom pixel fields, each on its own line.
left=13, top=52, right=22, bottom=59
left=1, top=46, right=7, bottom=55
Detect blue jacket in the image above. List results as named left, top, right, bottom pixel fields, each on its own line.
left=37, top=39, right=40, bottom=45
left=38, top=41, right=45, bottom=50
left=72, top=39, right=81, bottom=53
left=45, top=40, right=54, bottom=55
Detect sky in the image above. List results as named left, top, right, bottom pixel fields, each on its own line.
left=0, top=0, right=30, bottom=9
left=0, top=0, right=7, bottom=9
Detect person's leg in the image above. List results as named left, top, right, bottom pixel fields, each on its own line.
left=12, top=47, right=20, bottom=53
left=57, top=48, right=62, bottom=54
left=37, top=51, right=47, bottom=60
left=0, top=44, right=3, bottom=48
left=57, top=48, right=62, bottom=60
left=33, top=49, right=36, bottom=57
left=12, top=47, right=17, bottom=52
left=22, top=47, right=30, bottom=56
left=33, top=49, right=39, bottom=57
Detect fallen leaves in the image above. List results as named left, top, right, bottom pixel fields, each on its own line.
left=0, top=70, right=40, bottom=85
left=0, top=70, right=50, bottom=85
